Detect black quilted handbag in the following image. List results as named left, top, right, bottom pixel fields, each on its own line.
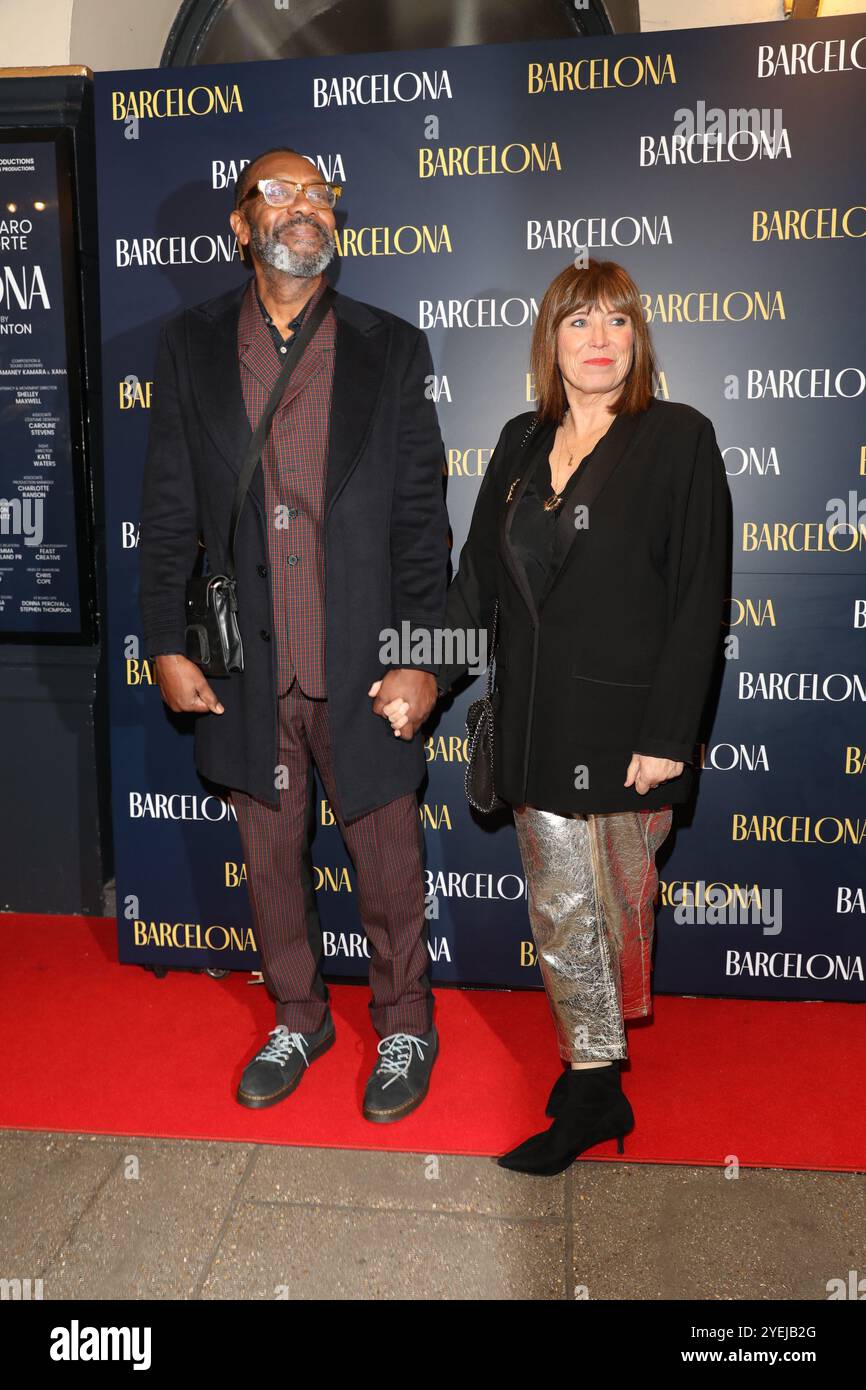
left=464, top=596, right=505, bottom=813
left=464, top=414, right=538, bottom=812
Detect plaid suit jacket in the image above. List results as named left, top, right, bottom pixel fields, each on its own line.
left=237, top=276, right=335, bottom=696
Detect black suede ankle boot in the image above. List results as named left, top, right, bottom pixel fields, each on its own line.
left=546, top=1060, right=622, bottom=1118
left=499, top=1064, right=632, bottom=1176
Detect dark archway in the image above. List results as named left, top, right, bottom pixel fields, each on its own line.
left=161, top=0, right=640, bottom=67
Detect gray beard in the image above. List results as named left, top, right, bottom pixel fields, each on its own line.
left=249, top=217, right=335, bottom=276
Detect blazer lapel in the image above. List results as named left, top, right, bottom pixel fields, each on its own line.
left=538, top=408, right=644, bottom=603
left=500, top=417, right=554, bottom=625
left=185, top=279, right=386, bottom=520
left=499, top=409, right=647, bottom=621
left=239, top=322, right=326, bottom=408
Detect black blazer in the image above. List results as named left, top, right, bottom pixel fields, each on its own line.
left=139, top=279, right=449, bottom=819
left=437, top=399, right=732, bottom=814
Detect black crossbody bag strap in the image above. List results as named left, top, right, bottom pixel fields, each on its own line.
left=224, top=283, right=336, bottom=579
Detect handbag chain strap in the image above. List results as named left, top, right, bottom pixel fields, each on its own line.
left=224, top=283, right=337, bottom=580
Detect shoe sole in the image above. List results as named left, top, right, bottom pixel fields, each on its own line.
left=497, top=1131, right=629, bottom=1176
left=362, top=1042, right=437, bottom=1124
left=498, top=1108, right=634, bottom=1175
left=236, top=1028, right=335, bottom=1109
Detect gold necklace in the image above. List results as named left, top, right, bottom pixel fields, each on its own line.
left=544, top=412, right=612, bottom=510
left=543, top=413, right=579, bottom=512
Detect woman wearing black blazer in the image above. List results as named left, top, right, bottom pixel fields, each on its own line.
left=382, top=259, right=731, bottom=1174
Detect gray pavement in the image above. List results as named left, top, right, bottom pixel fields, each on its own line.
left=1, top=1130, right=863, bottom=1300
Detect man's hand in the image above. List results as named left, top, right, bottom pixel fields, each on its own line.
left=154, top=653, right=225, bottom=715
left=368, top=670, right=436, bottom=741
left=624, top=752, right=683, bottom=795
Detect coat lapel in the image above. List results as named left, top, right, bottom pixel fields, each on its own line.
left=323, top=297, right=385, bottom=518
left=187, top=282, right=253, bottom=496
left=185, top=278, right=386, bottom=521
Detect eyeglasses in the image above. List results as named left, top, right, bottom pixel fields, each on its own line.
left=239, top=177, right=342, bottom=210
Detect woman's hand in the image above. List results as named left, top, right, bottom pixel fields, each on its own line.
left=624, top=752, right=683, bottom=795
left=368, top=674, right=436, bottom=740
left=378, top=694, right=411, bottom=735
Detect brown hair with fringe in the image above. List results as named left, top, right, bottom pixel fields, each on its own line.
left=530, top=259, right=656, bottom=423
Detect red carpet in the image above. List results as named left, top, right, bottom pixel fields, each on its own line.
left=2, top=914, right=864, bottom=1171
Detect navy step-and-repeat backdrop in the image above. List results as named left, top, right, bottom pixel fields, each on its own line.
left=93, top=15, right=866, bottom=1000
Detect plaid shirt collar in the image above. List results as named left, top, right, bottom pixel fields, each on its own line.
left=237, top=274, right=329, bottom=355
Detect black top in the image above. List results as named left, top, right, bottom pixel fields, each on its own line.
left=509, top=414, right=624, bottom=607
left=254, top=282, right=310, bottom=355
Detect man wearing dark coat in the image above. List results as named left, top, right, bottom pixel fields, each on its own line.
left=139, top=146, right=449, bottom=1122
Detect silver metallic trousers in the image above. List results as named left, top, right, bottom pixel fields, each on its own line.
left=513, top=805, right=673, bottom=1062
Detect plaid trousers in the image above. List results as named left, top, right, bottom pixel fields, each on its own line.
left=231, top=680, right=434, bottom=1037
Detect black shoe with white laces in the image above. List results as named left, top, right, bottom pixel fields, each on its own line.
left=236, top=1013, right=335, bottom=1109
left=362, top=1027, right=438, bottom=1123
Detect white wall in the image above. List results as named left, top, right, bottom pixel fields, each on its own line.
left=69, top=0, right=180, bottom=71
left=0, top=0, right=179, bottom=73
left=640, top=0, right=784, bottom=29
left=0, top=0, right=73, bottom=65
